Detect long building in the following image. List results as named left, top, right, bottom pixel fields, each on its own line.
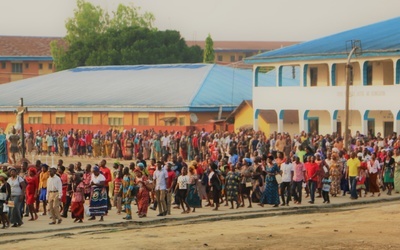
left=0, top=64, right=254, bottom=133
left=245, top=17, right=400, bottom=137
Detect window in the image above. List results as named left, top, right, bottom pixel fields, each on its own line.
left=39, top=63, right=43, bottom=70
left=78, top=117, right=92, bottom=124
left=238, top=56, right=243, bottom=61
left=108, top=117, right=123, bottom=126
left=12, top=63, right=23, bottom=73
left=310, top=67, right=318, bottom=86
left=217, top=55, right=223, bottom=61
left=1, top=62, right=5, bottom=69
left=25, top=63, right=29, bottom=69
left=56, top=117, right=65, bottom=124
left=48, top=63, right=53, bottom=70
left=28, top=117, right=42, bottom=124
left=230, top=55, right=235, bottom=62
left=138, top=118, right=149, bottom=126
left=366, top=63, right=373, bottom=85
left=179, top=117, right=185, bottom=126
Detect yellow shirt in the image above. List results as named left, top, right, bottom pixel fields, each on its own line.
left=347, top=158, right=360, bottom=177
left=39, top=171, right=50, bottom=189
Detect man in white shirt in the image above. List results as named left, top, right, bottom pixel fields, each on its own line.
left=46, top=166, right=63, bottom=225
left=153, top=161, right=168, bottom=216
left=161, top=132, right=170, bottom=156
left=280, top=157, right=294, bottom=206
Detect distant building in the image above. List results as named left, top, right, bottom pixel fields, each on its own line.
left=186, top=40, right=299, bottom=66
left=0, top=36, right=63, bottom=84
left=0, top=64, right=253, bottom=133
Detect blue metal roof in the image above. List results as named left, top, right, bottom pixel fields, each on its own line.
left=245, top=17, right=400, bottom=64
left=0, top=64, right=253, bottom=112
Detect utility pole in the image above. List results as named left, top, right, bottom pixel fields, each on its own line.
left=344, top=40, right=362, bottom=151
left=16, top=98, right=27, bottom=159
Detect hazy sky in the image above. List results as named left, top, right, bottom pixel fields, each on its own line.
left=1, top=0, right=399, bottom=42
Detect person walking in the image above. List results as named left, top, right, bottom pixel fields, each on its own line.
left=46, top=166, right=63, bottom=225
left=88, top=166, right=107, bottom=221
left=0, top=173, right=11, bottom=228
left=305, top=155, right=319, bottom=204
left=259, top=155, right=280, bottom=208
left=7, top=167, right=26, bottom=227
left=291, top=156, right=306, bottom=205
left=153, top=161, right=168, bottom=216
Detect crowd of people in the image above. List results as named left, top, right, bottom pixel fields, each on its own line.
left=0, top=126, right=399, bottom=229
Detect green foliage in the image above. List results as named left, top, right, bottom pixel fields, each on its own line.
left=203, top=34, right=215, bottom=63
left=51, top=0, right=202, bottom=71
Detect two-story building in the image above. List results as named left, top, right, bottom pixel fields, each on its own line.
left=245, top=17, right=400, bottom=137
left=0, top=36, right=62, bottom=84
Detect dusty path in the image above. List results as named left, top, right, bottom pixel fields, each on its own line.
left=4, top=200, right=400, bottom=250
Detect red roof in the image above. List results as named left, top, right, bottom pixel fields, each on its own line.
left=186, top=40, right=300, bottom=51
left=0, top=36, right=64, bottom=57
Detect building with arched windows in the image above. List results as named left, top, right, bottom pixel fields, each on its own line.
left=246, top=17, right=400, bottom=137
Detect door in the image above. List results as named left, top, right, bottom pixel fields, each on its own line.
left=367, top=120, right=375, bottom=137
left=336, top=121, right=342, bottom=137
left=384, top=122, right=394, bottom=137
left=308, top=119, right=319, bottom=134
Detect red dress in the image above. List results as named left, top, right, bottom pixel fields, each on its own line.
left=136, top=176, right=150, bottom=216
left=61, top=173, right=69, bottom=203
left=25, top=176, right=39, bottom=205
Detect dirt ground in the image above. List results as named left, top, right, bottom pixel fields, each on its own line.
left=4, top=200, right=399, bottom=250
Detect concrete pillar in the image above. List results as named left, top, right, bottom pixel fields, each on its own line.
left=299, top=110, right=309, bottom=133
left=331, top=110, right=338, bottom=134
left=278, top=110, right=284, bottom=133
left=393, top=110, right=400, bottom=134
left=254, top=109, right=259, bottom=131
left=362, top=110, right=369, bottom=136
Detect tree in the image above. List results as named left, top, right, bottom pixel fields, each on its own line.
left=203, top=34, right=215, bottom=63
left=51, top=0, right=202, bottom=71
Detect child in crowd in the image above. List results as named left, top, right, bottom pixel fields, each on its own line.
left=113, top=171, right=123, bottom=214
left=321, top=172, right=331, bottom=204
left=356, top=169, right=367, bottom=197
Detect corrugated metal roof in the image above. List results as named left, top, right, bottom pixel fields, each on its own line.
left=245, top=17, right=400, bottom=64
left=0, top=64, right=254, bottom=112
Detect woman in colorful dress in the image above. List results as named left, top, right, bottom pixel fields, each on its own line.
left=259, top=155, right=280, bottom=207
left=367, top=153, right=381, bottom=197
left=25, top=167, right=39, bottom=221
left=88, top=165, right=107, bottom=222
left=92, top=135, right=101, bottom=158
left=328, top=154, right=341, bottom=197
left=124, top=135, right=134, bottom=160
left=225, top=164, right=241, bottom=209
left=186, top=164, right=202, bottom=212
left=134, top=168, right=149, bottom=218
left=121, top=167, right=136, bottom=220
left=71, top=174, right=85, bottom=223
left=0, top=173, right=11, bottom=229
left=382, top=151, right=395, bottom=195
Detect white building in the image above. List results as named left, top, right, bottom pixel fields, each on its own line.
left=245, top=17, right=400, bottom=137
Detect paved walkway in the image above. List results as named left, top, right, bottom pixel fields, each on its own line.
left=1, top=191, right=399, bottom=238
